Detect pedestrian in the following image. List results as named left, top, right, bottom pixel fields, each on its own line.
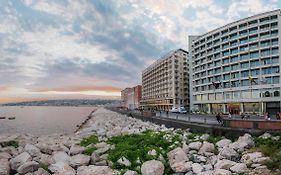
left=246, top=113, right=250, bottom=119
left=216, top=113, right=220, bottom=124
left=219, top=113, right=223, bottom=124
left=241, top=113, right=245, bottom=119
left=228, top=112, right=232, bottom=118
left=159, top=111, right=161, bottom=117
left=166, top=111, right=168, bottom=118
left=276, top=112, right=280, bottom=120
left=264, top=112, right=268, bottom=120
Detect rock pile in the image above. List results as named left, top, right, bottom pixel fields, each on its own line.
left=0, top=108, right=277, bottom=175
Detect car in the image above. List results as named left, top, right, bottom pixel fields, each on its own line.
left=179, top=107, right=187, bottom=114
left=170, top=107, right=179, bottom=113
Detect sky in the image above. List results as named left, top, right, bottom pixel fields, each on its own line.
left=0, top=0, right=280, bottom=103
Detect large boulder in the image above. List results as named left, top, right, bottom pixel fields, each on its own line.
left=17, top=161, right=39, bottom=174
left=192, top=163, right=203, bottom=174
left=241, top=152, right=270, bottom=165
left=33, top=153, right=54, bottom=166
left=10, top=152, right=32, bottom=170
left=167, top=147, right=188, bottom=165
left=0, top=159, right=10, bottom=175
left=52, top=151, right=71, bottom=163
left=188, top=142, right=202, bottom=151
left=213, top=169, right=231, bottom=175
left=77, top=165, right=116, bottom=175
left=141, top=160, right=164, bottom=175
left=70, top=154, right=90, bottom=168
left=24, top=144, right=41, bottom=157
left=216, top=139, right=232, bottom=149
left=199, top=141, right=215, bottom=154
left=170, top=161, right=192, bottom=173
left=48, top=162, right=76, bottom=175
left=229, top=163, right=248, bottom=174
left=69, top=145, right=85, bottom=156
left=229, top=134, right=254, bottom=152
left=214, top=159, right=236, bottom=170
left=218, top=147, right=240, bottom=161
left=0, top=152, right=12, bottom=160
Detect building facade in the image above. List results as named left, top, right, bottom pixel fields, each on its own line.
left=141, top=49, right=189, bottom=111
left=121, top=85, right=142, bottom=109
left=189, top=10, right=281, bottom=115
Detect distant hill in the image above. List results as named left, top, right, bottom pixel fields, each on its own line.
left=1, top=99, right=120, bottom=106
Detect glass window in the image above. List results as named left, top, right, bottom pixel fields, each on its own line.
left=250, top=51, right=259, bottom=58
left=260, top=32, right=270, bottom=38
left=230, top=48, right=238, bottom=54
left=214, top=68, right=221, bottom=74
left=272, top=57, right=279, bottom=64
left=249, top=35, right=258, bottom=42
left=250, top=60, right=260, bottom=67
left=202, top=94, right=208, bottom=101
left=240, top=37, right=248, bottom=44
left=271, top=30, right=278, bottom=36
left=222, top=43, right=229, bottom=49
left=231, top=81, right=239, bottom=87
left=224, top=92, right=232, bottom=99
left=231, top=72, right=239, bottom=79
left=251, top=69, right=260, bottom=76
left=216, top=93, right=223, bottom=100
left=240, top=45, right=249, bottom=52
left=233, top=91, right=240, bottom=99
left=208, top=93, right=215, bottom=100
left=230, top=33, right=237, bottom=40
left=272, top=76, right=280, bottom=84
left=272, top=38, right=278, bottom=45
left=231, top=56, right=239, bottom=62
left=223, top=74, right=230, bottom=80
left=249, top=43, right=259, bottom=50
left=241, top=90, right=251, bottom=98
left=249, top=27, right=258, bottom=34
left=260, top=40, right=270, bottom=47
left=252, top=90, right=260, bottom=98
left=222, top=50, right=229, bottom=56
left=222, top=58, right=230, bottom=64
left=240, top=53, right=249, bottom=60
left=261, top=49, right=270, bottom=57
left=272, top=47, right=278, bottom=55
left=260, top=17, right=270, bottom=23
left=241, top=70, right=249, bottom=77
left=223, top=66, right=230, bottom=72
left=231, top=64, right=239, bottom=70
left=241, top=62, right=250, bottom=69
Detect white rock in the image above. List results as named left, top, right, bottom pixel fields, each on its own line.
left=90, top=152, right=100, bottom=164
left=182, top=142, right=189, bottom=154
left=192, top=154, right=207, bottom=163
left=229, top=163, right=248, bottom=173
left=216, top=139, right=232, bottom=148
left=171, top=161, right=192, bottom=173
left=77, top=165, right=116, bottom=175
left=70, top=154, right=90, bottom=168
left=48, top=162, right=75, bottom=175
left=192, top=163, right=203, bottom=174
left=240, top=152, right=270, bottom=165
left=167, top=147, right=188, bottom=166
left=141, top=160, right=164, bottom=175
left=124, top=170, right=138, bottom=175
left=33, top=153, right=54, bottom=166
left=188, top=141, right=202, bottom=151
left=214, top=159, right=236, bottom=170
left=199, top=141, right=215, bottom=154
left=200, top=134, right=210, bottom=141
left=213, top=169, right=231, bottom=175
left=229, top=134, right=254, bottom=152
left=24, top=144, right=41, bottom=157
left=10, top=152, right=32, bottom=170
left=0, top=159, right=10, bottom=175
left=218, top=147, right=240, bottom=161
left=69, top=145, right=85, bottom=156
left=17, top=161, right=39, bottom=174
left=258, top=133, right=272, bottom=139
left=148, top=149, right=157, bottom=156
left=117, top=156, right=131, bottom=167
left=33, top=168, right=51, bottom=175
left=0, top=152, right=12, bottom=159
left=52, top=151, right=71, bottom=163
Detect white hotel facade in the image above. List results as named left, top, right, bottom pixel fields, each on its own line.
left=189, top=10, right=281, bottom=115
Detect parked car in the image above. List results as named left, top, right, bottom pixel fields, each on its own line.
left=170, top=107, right=179, bottom=113
left=179, top=107, right=187, bottom=114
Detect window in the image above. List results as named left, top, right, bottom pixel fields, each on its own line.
left=240, top=45, right=249, bottom=52
left=250, top=51, right=259, bottom=58
left=272, top=57, right=279, bottom=64
left=239, top=30, right=248, bottom=36
left=208, top=93, right=215, bottom=100
left=239, top=23, right=247, bottom=29
left=273, top=76, right=280, bottom=84
left=233, top=91, right=240, bottom=99
left=241, top=70, right=249, bottom=77
left=271, top=30, right=278, bottom=36
left=249, top=35, right=258, bottom=42
left=240, top=53, right=249, bottom=60
left=250, top=60, right=260, bottom=67
left=216, top=93, right=223, bottom=100
left=248, top=20, right=258, bottom=26
left=241, top=80, right=250, bottom=86
left=229, top=26, right=237, bottom=32
left=223, top=66, right=230, bottom=72
left=222, top=50, right=229, bottom=56
left=231, top=81, right=239, bottom=87
left=222, top=58, right=230, bottom=64
left=260, top=17, right=270, bottom=23
left=251, top=69, right=260, bottom=76
left=241, top=62, right=249, bottom=69
left=230, top=41, right=238, bottom=47
left=231, top=72, right=239, bottom=79
left=230, top=48, right=238, bottom=54
left=223, top=74, right=230, bottom=80
left=262, top=67, right=280, bottom=74
left=249, top=43, right=259, bottom=50
left=214, top=68, right=221, bottom=74
left=272, top=38, right=278, bottom=45
left=222, top=43, right=229, bottom=49
left=272, top=47, right=278, bottom=55
left=214, top=60, right=221, bottom=66
left=240, top=37, right=248, bottom=44
left=249, top=27, right=258, bottom=34
left=224, top=92, right=232, bottom=99
left=252, top=90, right=260, bottom=98
left=241, top=90, right=251, bottom=98
left=261, top=40, right=270, bottom=47
left=261, top=49, right=270, bottom=57
left=231, top=64, right=239, bottom=70
left=222, top=36, right=228, bottom=42
left=271, top=22, right=278, bottom=29
left=260, top=32, right=270, bottom=38
left=230, top=33, right=237, bottom=40
left=231, top=56, right=239, bottom=62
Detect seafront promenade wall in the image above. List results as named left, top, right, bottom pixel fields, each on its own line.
left=108, top=108, right=281, bottom=138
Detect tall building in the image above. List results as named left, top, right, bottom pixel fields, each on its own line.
left=121, top=85, right=142, bottom=109
left=189, top=10, right=281, bottom=115
left=141, top=49, right=189, bottom=111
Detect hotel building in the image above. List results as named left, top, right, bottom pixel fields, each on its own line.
left=141, top=49, right=189, bottom=111
left=189, top=10, right=281, bottom=115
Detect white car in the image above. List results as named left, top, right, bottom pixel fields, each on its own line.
left=170, top=107, right=179, bottom=113
left=179, top=107, right=187, bottom=114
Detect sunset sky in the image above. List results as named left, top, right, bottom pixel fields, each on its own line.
left=0, top=0, right=280, bottom=103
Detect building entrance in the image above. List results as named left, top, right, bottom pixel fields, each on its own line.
left=266, top=102, right=281, bottom=115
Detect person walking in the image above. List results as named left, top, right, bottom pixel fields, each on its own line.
left=216, top=113, right=220, bottom=124
left=241, top=113, right=245, bottom=119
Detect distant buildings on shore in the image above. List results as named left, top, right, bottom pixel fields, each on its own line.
left=121, top=85, right=142, bottom=110
left=121, top=9, right=281, bottom=115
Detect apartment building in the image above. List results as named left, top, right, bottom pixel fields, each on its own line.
left=141, top=49, right=189, bottom=111
left=189, top=10, right=281, bottom=115
left=121, top=85, right=142, bottom=109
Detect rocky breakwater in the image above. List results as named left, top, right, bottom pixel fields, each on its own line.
left=0, top=107, right=279, bottom=175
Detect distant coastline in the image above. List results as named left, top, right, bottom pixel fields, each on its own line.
left=0, top=99, right=120, bottom=107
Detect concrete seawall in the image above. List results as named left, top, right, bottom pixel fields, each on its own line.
left=108, top=108, right=281, bottom=138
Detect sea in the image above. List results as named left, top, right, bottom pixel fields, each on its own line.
left=0, top=106, right=95, bottom=136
